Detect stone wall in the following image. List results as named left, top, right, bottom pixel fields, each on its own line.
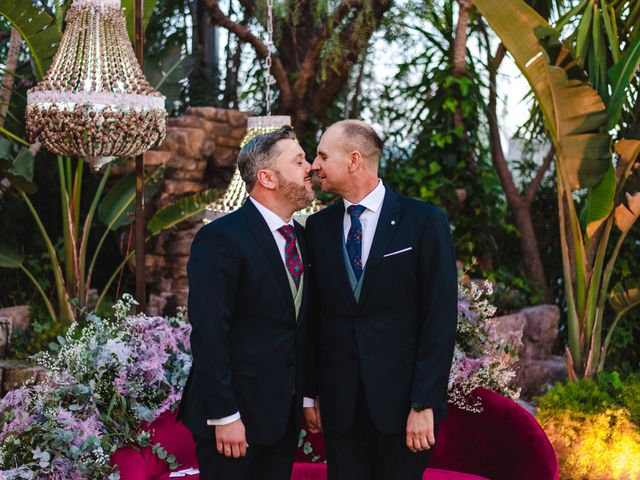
left=111, top=107, right=248, bottom=316
left=0, top=306, right=46, bottom=397
left=492, top=304, right=566, bottom=399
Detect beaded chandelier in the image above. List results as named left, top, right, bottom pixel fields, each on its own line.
left=25, top=0, right=167, bottom=169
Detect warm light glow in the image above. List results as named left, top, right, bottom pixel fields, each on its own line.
left=540, top=408, right=640, bottom=479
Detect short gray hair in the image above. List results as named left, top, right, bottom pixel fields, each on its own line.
left=333, top=120, right=383, bottom=164
left=237, top=125, right=297, bottom=191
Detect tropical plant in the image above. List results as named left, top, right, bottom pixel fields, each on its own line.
left=473, top=0, right=640, bottom=378
left=0, top=151, right=217, bottom=323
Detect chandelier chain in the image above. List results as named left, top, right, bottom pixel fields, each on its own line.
left=265, top=0, right=274, bottom=116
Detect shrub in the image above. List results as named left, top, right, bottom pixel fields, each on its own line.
left=536, top=373, right=640, bottom=480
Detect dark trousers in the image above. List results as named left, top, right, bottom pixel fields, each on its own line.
left=193, top=399, right=299, bottom=480
left=324, top=379, right=436, bottom=480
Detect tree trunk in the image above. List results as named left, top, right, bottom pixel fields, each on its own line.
left=452, top=0, right=473, bottom=132
left=487, top=41, right=553, bottom=303
left=0, top=28, right=21, bottom=128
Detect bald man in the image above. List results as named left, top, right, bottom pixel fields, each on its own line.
left=303, top=120, right=458, bottom=480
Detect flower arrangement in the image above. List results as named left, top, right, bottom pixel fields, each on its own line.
left=448, top=280, right=520, bottom=412
left=0, top=294, right=191, bottom=479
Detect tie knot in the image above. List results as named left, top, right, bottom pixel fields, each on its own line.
left=277, top=224, right=296, bottom=240
left=347, top=204, right=366, bottom=219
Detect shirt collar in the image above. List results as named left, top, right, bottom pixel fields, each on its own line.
left=249, top=196, right=293, bottom=232
left=343, top=179, right=385, bottom=214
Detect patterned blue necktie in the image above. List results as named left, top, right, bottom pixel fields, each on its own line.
left=346, top=205, right=366, bottom=281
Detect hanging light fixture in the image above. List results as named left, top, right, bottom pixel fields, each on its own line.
left=206, top=0, right=321, bottom=221
left=25, top=0, right=167, bottom=170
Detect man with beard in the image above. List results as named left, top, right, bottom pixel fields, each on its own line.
left=303, top=120, right=458, bottom=480
left=179, top=126, right=315, bottom=480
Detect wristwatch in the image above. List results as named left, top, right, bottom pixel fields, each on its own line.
left=411, top=401, right=428, bottom=412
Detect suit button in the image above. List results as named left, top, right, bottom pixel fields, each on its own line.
left=349, top=352, right=356, bottom=359
left=288, top=362, right=294, bottom=367
left=355, top=317, right=362, bottom=323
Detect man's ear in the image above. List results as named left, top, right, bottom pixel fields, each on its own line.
left=256, top=169, right=277, bottom=190
left=347, top=150, right=363, bottom=173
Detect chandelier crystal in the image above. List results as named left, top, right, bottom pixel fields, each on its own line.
left=25, top=0, right=167, bottom=169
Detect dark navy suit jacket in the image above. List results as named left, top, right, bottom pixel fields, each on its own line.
left=304, top=187, right=458, bottom=434
left=179, top=200, right=310, bottom=445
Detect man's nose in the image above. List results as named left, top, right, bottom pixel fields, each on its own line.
left=310, top=157, right=321, bottom=170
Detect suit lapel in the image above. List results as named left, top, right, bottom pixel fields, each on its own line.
left=242, top=201, right=296, bottom=320
left=358, top=188, right=403, bottom=307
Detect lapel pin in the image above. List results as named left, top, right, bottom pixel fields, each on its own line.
left=391, top=220, right=396, bottom=225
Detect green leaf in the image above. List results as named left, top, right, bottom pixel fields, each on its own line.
left=575, top=1, right=593, bottom=63
left=600, top=0, right=620, bottom=64
left=10, top=147, right=35, bottom=182
left=147, top=189, right=218, bottom=235
left=607, top=25, right=640, bottom=130
left=144, top=46, right=194, bottom=110
left=98, top=166, right=165, bottom=230
left=609, top=279, right=640, bottom=316
left=122, top=0, right=158, bottom=44
left=0, top=0, right=60, bottom=80
left=0, top=238, right=23, bottom=268
left=586, top=164, right=615, bottom=237
left=535, top=26, right=611, bottom=190
left=0, top=144, right=36, bottom=194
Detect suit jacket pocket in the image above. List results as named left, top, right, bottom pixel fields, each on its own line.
left=232, top=359, right=259, bottom=377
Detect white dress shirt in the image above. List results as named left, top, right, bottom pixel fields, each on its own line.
left=207, top=196, right=299, bottom=426
left=342, top=179, right=385, bottom=266
left=303, top=180, right=386, bottom=409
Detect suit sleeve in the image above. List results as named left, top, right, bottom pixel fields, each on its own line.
left=411, top=208, right=458, bottom=408
left=187, top=223, right=241, bottom=419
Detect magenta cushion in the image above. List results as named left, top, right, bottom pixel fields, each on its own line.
left=424, top=468, right=489, bottom=480
left=111, top=410, right=198, bottom=480
left=113, top=388, right=558, bottom=480
left=429, top=388, right=559, bottom=480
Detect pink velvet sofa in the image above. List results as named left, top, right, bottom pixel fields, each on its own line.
left=112, top=388, right=559, bottom=480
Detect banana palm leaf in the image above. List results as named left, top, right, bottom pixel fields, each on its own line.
left=609, top=278, right=640, bottom=315
left=474, top=0, right=612, bottom=191
left=0, top=0, right=60, bottom=80
left=613, top=139, right=640, bottom=232
left=147, top=189, right=218, bottom=235
left=585, top=164, right=615, bottom=237
left=98, top=166, right=165, bottom=231
left=536, top=27, right=610, bottom=190
left=607, top=29, right=640, bottom=130
left=472, top=0, right=558, bottom=137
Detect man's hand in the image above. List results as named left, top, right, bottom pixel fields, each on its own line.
left=406, top=408, right=435, bottom=453
left=216, top=419, right=248, bottom=458
left=304, top=397, right=323, bottom=433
